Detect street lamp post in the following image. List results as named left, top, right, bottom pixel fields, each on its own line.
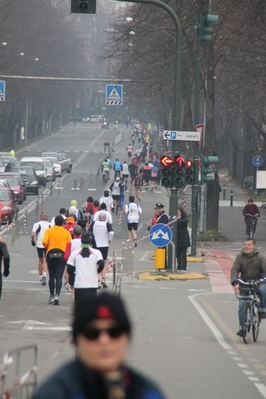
left=118, top=0, right=182, bottom=270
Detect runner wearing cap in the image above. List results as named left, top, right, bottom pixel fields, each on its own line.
left=124, top=195, right=142, bottom=248
left=110, top=177, right=123, bottom=214
left=32, top=292, right=166, bottom=399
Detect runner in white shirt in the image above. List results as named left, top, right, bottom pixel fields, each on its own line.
left=67, top=232, right=104, bottom=309
left=50, top=208, right=67, bottom=226
left=31, top=212, right=51, bottom=286
left=124, top=195, right=142, bottom=248
left=99, top=190, right=114, bottom=213
left=126, top=144, right=133, bottom=158
left=122, top=161, right=129, bottom=191
left=89, top=212, right=114, bottom=289
left=93, top=203, right=113, bottom=224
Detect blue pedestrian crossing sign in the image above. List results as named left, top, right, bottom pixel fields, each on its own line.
left=149, top=223, right=172, bottom=247
left=106, top=84, right=123, bottom=105
left=0, top=80, right=6, bottom=101
left=252, top=155, right=263, bottom=167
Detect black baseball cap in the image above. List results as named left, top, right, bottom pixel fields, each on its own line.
left=154, top=203, right=165, bottom=209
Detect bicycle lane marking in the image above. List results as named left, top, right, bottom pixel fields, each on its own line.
left=204, top=249, right=235, bottom=293
left=190, top=292, right=266, bottom=398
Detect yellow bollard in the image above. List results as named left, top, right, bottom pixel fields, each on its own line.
left=154, top=248, right=166, bottom=269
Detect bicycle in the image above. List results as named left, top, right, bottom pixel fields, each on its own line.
left=235, top=278, right=265, bottom=344
left=245, top=213, right=259, bottom=239
left=102, top=170, right=109, bottom=184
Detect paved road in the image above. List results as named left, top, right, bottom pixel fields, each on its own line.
left=1, top=124, right=266, bottom=399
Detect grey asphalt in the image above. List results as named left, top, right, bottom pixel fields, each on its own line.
left=0, top=125, right=266, bottom=399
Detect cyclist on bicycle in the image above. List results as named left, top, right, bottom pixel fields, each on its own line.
left=242, top=198, right=260, bottom=235
left=231, top=238, right=266, bottom=337
left=102, top=159, right=110, bottom=182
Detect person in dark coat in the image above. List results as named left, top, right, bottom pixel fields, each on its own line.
left=176, top=207, right=190, bottom=270
left=0, top=238, right=10, bottom=298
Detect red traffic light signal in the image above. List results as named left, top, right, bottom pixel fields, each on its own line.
left=160, top=155, right=173, bottom=167
left=174, top=155, right=185, bottom=167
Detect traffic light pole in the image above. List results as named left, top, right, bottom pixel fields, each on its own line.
left=191, top=157, right=199, bottom=256
left=117, top=0, right=181, bottom=270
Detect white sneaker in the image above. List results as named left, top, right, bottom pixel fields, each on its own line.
left=54, top=295, right=59, bottom=305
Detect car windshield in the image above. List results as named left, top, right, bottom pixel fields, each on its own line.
left=0, top=191, right=10, bottom=201
left=45, top=160, right=52, bottom=167
left=5, top=177, right=19, bottom=186
left=42, top=153, right=58, bottom=159
left=21, top=162, right=44, bottom=171
left=45, top=157, right=58, bottom=165
left=0, top=160, right=4, bottom=167
left=13, top=168, right=34, bottom=176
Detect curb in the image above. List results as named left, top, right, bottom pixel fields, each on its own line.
left=137, top=269, right=207, bottom=281
left=187, top=257, right=203, bottom=262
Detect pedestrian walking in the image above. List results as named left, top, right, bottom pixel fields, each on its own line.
left=31, top=292, right=166, bottom=399
left=89, top=212, right=114, bottom=289
left=176, top=207, right=190, bottom=270
left=42, top=215, right=72, bottom=305
left=124, top=195, right=142, bottom=248
left=0, top=237, right=10, bottom=299
left=31, top=212, right=51, bottom=286
left=67, top=231, right=104, bottom=310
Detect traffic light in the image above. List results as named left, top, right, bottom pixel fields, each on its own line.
left=185, top=159, right=193, bottom=185
left=198, top=13, right=219, bottom=44
left=160, top=155, right=174, bottom=188
left=174, top=155, right=186, bottom=188
left=200, top=155, right=219, bottom=183
left=70, top=0, right=96, bottom=14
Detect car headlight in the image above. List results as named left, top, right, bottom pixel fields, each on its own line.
left=30, top=181, right=38, bottom=185
left=2, top=206, right=11, bottom=211
left=13, top=191, right=19, bottom=194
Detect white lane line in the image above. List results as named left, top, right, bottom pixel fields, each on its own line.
left=250, top=377, right=260, bottom=382
left=243, top=371, right=255, bottom=375
left=189, top=293, right=232, bottom=350
left=140, top=251, right=149, bottom=261
left=255, top=384, right=266, bottom=398
left=237, top=363, right=249, bottom=369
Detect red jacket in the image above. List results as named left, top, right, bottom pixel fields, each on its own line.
left=242, top=204, right=260, bottom=223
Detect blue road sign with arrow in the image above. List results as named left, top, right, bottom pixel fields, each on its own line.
left=0, top=80, right=6, bottom=101
left=252, top=155, right=263, bottom=167
left=149, top=223, right=172, bottom=247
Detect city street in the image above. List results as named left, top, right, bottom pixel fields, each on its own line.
left=1, top=124, right=266, bottom=399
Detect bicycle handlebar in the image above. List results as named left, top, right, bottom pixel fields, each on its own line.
left=237, top=278, right=266, bottom=287
left=245, top=213, right=259, bottom=217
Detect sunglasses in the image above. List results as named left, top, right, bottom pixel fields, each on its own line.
left=83, top=325, right=126, bottom=341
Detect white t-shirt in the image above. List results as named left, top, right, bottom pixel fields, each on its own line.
left=67, top=247, right=103, bottom=289
left=32, top=221, right=51, bottom=248
left=112, top=182, right=121, bottom=196
left=99, top=196, right=114, bottom=213
left=124, top=203, right=142, bottom=223
left=126, top=145, right=133, bottom=153
left=122, top=164, right=129, bottom=175
left=93, top=210, right=113, bottom=224
left=92, top=220, right=114, bottom=248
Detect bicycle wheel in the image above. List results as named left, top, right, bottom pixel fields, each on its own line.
left=242, top=304, right=251, bottom=344
left=252, top=303, right=260, bottom=342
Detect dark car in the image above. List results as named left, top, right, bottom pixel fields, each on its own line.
left=0, top=173, right=26, bottom=204
left=11, top=166, right=39, bottom=195
left=0, top=187, right=18, bottom=224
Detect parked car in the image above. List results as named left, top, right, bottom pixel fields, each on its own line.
left=43, top=157, right=61, bottom=177
left=0, top=173, right=25, bottom=204
left=90, top=115, right=102, bottom=123
left=0, top=187, right=18, bottom=224
left=44, top=159, right=55, bottom=182
left=20, top=157, right=46, bottom=186
left=0, top=160, right=5, bottom=173
left=81, top=117, right=90, bottom=123
left=0, top=156, right=20, bottom=168
left=41, top=152, right=72, bottom=173
left=11, top=166, right=39, bottom=195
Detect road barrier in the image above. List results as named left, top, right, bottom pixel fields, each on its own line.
left=20, top=211, right=28, bottom=234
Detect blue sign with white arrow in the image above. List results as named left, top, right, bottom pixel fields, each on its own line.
left=149, top=223, right=172, bottom=247
left=106, top=84, right=123, bottom=105
left=0, top=80, right=6, bottom=101
left=252, top=155, right=263, bottom=167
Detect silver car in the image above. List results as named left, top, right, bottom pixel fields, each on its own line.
left=41, top=152, right=72, bottom=174
left=43, top=157, right=62, bottom=177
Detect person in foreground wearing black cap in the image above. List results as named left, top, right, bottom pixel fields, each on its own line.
left=154, top=203, right=169, bottom=225
left=67, top=231, right=104, bottom=309
left=242, top=198, right=260, bottom=235
left=31, top=292, right=166, bottom=399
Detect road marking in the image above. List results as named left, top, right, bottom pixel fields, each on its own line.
left=139, top=251, right=149, bottom=261
left=255, top=383, right=266, bottom=398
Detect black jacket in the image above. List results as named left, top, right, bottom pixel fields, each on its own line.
left=32, top=358, right=166, bottom=399
left=156, top=211, right=169, bottom=225
left=0, top=242, right=10, bottom=276
left=176, top=216, right=190, bottom=248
